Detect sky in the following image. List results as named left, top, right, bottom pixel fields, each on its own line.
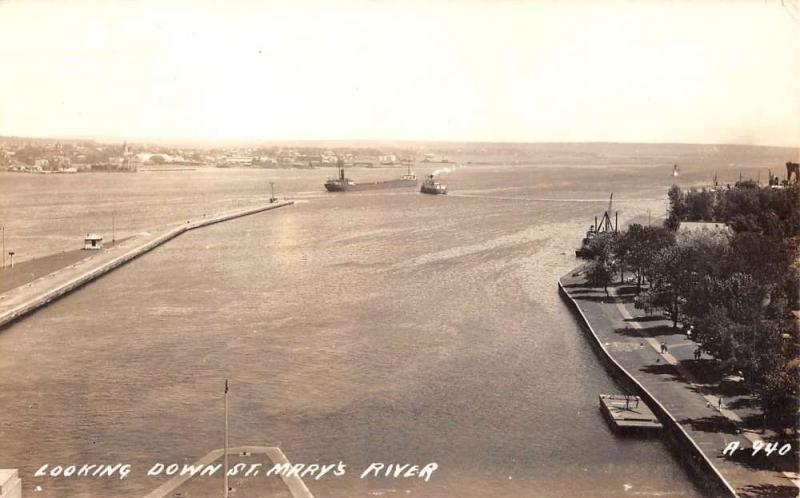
left=0, top=0, right=798, bottom=147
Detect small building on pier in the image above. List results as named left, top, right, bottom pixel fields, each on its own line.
left=83, top=233, right=104, bottom=250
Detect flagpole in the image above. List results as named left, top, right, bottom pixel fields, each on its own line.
left=224, top=379, right=229, bottom=498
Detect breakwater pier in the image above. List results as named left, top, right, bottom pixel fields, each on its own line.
left=559, top=270, right=800, bottom=498
left=0, top=201, right=294, bottom=330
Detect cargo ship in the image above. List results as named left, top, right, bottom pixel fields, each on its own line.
left=324, top=162, right=417, bottom=192
left=420, top=174, right=447, bottom=195
left=575, top=224, right=598, bottom=258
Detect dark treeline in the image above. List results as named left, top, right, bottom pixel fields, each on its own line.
left=585, top=182, right=799, bottom=429
left=665, top=180, right=799, bottom=235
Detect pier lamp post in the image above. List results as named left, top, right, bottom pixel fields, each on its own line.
left=224, top=379, right=229, bottom=498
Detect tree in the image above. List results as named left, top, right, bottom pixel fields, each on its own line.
left=665, top=184, right=686, bottom=230
left=585, top=232, right=617, bottom=296
left=616, top=224, right=676, bottom=292
left=685, top=187, right=716, bottom=221
left=586, top=259, right=614, bottom=296
left=642, top=245, right=690, bottom=328
left=757, top=351, right=800, bottom=428
left=689, top=273, right=769, bottom=361
left=726, top=232, right=787, bottom=291
left=641, top=182, right=800, bottom=430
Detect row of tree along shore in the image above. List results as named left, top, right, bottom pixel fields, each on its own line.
left=583, top=181, right=799, bottom=431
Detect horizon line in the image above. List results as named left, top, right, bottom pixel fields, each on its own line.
left=0, top=133, right=798, bottom=151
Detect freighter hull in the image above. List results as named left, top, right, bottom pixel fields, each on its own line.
left=324, top=163, right=417, bottom=192
left=324, top=182, right=348, bottom=192
left=324, top=178, right=417, bottom=192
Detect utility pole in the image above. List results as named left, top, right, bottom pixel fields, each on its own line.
left=224, top=379, right=229, bottom=498
left=112, top=212, right=116, bottom=246
left=1, top=226, right=4, bottom=268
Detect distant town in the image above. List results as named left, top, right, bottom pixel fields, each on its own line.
left=0, top=136, right=458, bottom=174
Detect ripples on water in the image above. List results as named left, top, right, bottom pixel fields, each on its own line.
left=2, top=149, right=793, bottom=497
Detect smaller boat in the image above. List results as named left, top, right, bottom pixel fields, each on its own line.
left=672, top=164, right=680, bottom=177
left=420, top=174, right=447, bottom=195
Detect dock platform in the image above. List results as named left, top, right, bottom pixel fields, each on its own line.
left=599, top=394, right=662, bottom=434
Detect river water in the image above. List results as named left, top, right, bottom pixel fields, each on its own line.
left=0, top=144, right=794, bottom=497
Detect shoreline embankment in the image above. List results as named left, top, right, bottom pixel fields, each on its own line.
left=558, top=271, right=738, bottom=497
left=0, top=201, right=294, bottom=331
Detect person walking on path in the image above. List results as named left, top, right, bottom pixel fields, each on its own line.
left=660, top=342, right=668, bottom=354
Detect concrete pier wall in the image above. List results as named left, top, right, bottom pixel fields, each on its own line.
left=558, top=279, right=738, bottom=498
left=0, top=470, right=21, bottom=498
left=0, top=202, right=293, bottom=331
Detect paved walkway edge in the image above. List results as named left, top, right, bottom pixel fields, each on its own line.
left=558, top=276, right=739, bottom=498
left=0, top=201, right=294, bottom=331
left=141, top=446, right=313, bottom=498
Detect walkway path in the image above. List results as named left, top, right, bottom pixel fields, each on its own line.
left=560, top=270, right=799, bottom=498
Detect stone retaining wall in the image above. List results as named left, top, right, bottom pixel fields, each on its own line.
left=558, top=279, right=738, bottom=497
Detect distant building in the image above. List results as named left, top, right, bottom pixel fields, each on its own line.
left=83, top=233, right=103, bottom=250
left=291, top=154, right=323, bottom=168
left=251, top=156, right=277, bottom=168
left=48, top=155, right=71, bottom=171
left=223, top=156, right=255, bottom=166
left=680, top=221, right=731, bottom=234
